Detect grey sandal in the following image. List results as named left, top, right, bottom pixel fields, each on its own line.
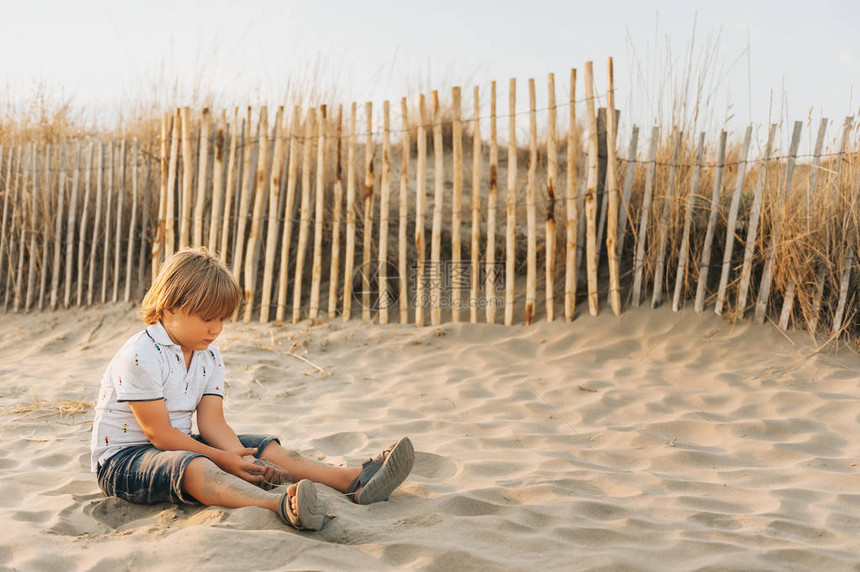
left=347, top=436, right=415, bottom=505
left=278, top=479, right=326, bottom=531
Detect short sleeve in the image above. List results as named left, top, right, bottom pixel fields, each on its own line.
left=202, top=347, right=226, bottom=398
left=113, top=342, right=166, bottom=402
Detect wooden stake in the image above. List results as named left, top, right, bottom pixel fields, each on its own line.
left=595, top=109, right=610, bottom=263
left=452, top=87, right=463, bottom=323
left=243, top=106, right=270, bottom=322
left=233, top=107, right=255, bottom=280
left=362, top=101, right=375, bottom=321
left=564, top=69, right=578, bottom=321
left=208, top=111, right=227, bottom=253
left=179, top=107, right=193, bottom=249
left=151, top=114, right=167, bottom=277
left=50, top=143, right=67, bottom=310
left=780, top=118, right=827, bottom=329
left=28, top=145, right=46, bottom=311
left=525, top=78, right=538, bottom=325
left=7, top=146, right=25, bottom=311
left=604, top=58, right=621, bottom=316
left=583, top=63, right=599, bottom=315
left=87, top=143, right=104, bottom=307
left=545, top=74, right=557, bottom=322
left=631, top=126, right=660, bottom=308
left=831, top=126, right=860, bottom=336
left=7, top=146, right=20, bottom=309
left=575, top=170, right=587, bottom=279
left=832, top=246, right=857, bottom=337
left=414, top=95, right=427, bottom=327
left=14, top=145, right=32, bottom=312
left=471, top=86, right=482, bottom=324
left=276, top=106, right=302, bottom=322
left=399, top=98, right=410, bottom=324
left=694, top=130, right=728, bottom=313
left=329, top=105, right=345, bottom=320
left=378, top=100, right=392, bottom=325
left=651, top=131, right=682, bottom=309
left=137, top=140, right=152, bottom=296
left=36, top=145, right=51, bottom=311
left=112, top=139, right=126, bottom=302
left=807, top=118, right=830, bottom=213
left=616, top=126, right=639, bottom=259
left=342, top=103, right=358, bottom=322
left=1, top=146, right=20, bottom=311
left=193, top=108, right=210, bottom=247
left=220, top=108, right=241, bottom=262
left=715, top=126, right=752, bottom=315
left=487, top=82, right=499, bottom=324
left=124, top=140, right=139, bottom=302
left=165, top=109, right=180, bottom=261
left=100, top=142, right=114, bottom=304
left=292, top=108, right=315, bottom=323
left=77, top=142, right=93, bottom=306
left=309, top=105, right=326, bottom=320
left=810, top=117, right=850, bottom=334
left=672, top=132, right=705, bottom=312
left=505, top=78, right=517, bottom=325
left=431, top=91, right=444, bottom=326
left=260, top=106, right=287, bottom=323
left=0, top=147, right=14, bottom=303
left=755, top=121, right=803, bottom=325
left=737, top=124, right=777, bottom=315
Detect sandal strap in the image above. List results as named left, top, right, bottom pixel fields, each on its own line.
left=345, top=456, right=383, bottom=495
left=278, top=490, right=299, bottom=529
left=345, top=443, right=398, bottom=496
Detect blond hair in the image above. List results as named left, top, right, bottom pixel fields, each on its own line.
left=140, top=247, right=242, bottom=325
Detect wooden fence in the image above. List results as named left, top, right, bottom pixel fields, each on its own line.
left=1, top=59, right=858, bottom=338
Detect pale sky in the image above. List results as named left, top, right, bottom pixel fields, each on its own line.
left=2, top=0, right=858, bottom=142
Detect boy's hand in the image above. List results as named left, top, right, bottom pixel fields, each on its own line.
left=247, top=457, right=291, bottom=489
left=213, top=447, right=265, bottom=483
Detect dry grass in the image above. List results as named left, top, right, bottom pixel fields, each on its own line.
left=3, top=397, right=95, bottom=418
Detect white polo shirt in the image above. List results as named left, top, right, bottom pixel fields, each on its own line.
left=90, top=321, right=226, bottom=471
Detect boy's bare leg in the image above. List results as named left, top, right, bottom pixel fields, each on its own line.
left=260, top=442, right=362, bottom=493
left=182, top=456, right=298, bottom=513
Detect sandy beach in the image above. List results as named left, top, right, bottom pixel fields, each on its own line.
left=1, top=304, right=859, bottom=571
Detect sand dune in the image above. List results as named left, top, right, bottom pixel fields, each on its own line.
left=1, top=304, right=859, bottom=571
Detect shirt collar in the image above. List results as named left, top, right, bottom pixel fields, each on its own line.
left=146, top=321, right=179, bottom=347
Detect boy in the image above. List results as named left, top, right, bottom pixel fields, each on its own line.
left=91, top=247, right=414, bottom=530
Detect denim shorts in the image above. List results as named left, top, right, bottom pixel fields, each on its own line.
left=96, top=434, right=280, bottom=505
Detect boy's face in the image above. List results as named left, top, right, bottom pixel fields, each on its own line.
left=162, top=307, right=225, bottom=352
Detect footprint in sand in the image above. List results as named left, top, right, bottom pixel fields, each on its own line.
left=86, top=497, right=158, bottom=530
left=310, top=431, right=368, bottom=456
left=411, top=451, right=457, bottom=479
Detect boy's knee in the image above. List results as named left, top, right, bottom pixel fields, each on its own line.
left=185, top=456, right=219, bottom=478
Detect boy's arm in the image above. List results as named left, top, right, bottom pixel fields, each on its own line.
left=128, top=399, right=264, bottom=484
left=197, top=396, right=288, bottom=485
left=196, top=395, right=245, bottom=451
